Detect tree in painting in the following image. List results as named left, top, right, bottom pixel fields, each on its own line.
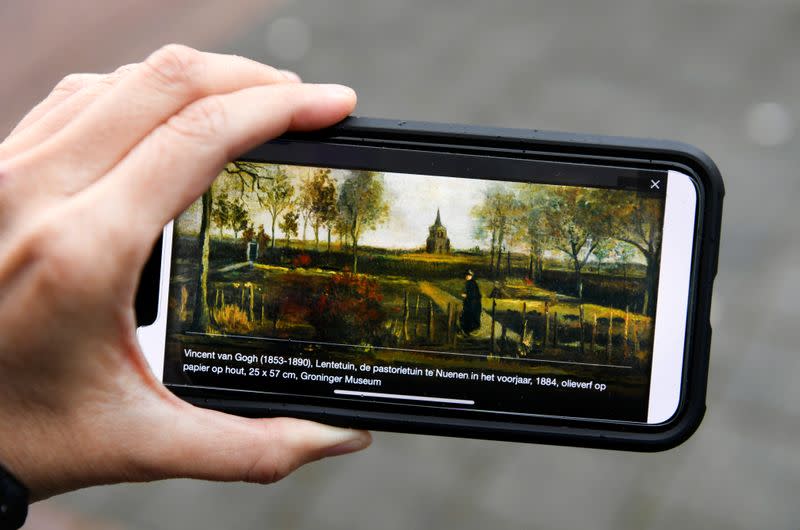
left=257, top=166, right=294, bottom=250
left=610, top=194, right=664, bottom=315
left=279, top=210, right=299, bottom=247
left=540, top=187, right=617, bottom=299
left=472, top=186, right=520, bottom=279
left=337, top=171, right=388, bottom=273
left=191, top=161, right=273, bottom=332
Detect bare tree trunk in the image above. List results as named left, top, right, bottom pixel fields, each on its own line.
left=502, top=310, right=509, bottom=350
left=490, top=299, right=497, bottom=354
left=552, top=312, right=559, bottom=347
left=327, top=226, right=332, bottom=252
left=495, top=243, right=504, bottom=277
left=642, top=256, right=659, bottom=316
left=248, top=283, right=255, bottom=322
left=521, top=302, right=528, bottom=345
left=447, top=302, right=454, bottom=344
left=543, top=301, right=550, bottom=349
left=414, top=294, right=420, bottom=338
left=402, top=291, right=409, bottom=341
left=192, top=190, right=213, bottom=332
left=427, top=300, right=434, bottom=342
left=489, top=231, right=496, bottom=277
left=624, top=307, right=630, bottom=357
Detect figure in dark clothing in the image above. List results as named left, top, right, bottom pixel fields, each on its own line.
left=460, top=270, right=482, bottom=334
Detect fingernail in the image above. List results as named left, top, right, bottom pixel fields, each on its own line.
left=317, top=426, right=371, bottom=457
left=319, top=84, right=357, bottom=100
left=280, top=69, right=302, bottom=83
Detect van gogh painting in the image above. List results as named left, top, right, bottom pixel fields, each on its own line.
left=166, top=162, right=665, bottom=368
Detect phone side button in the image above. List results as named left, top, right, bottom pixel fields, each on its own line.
left=706, top=323, right=713, bottom=356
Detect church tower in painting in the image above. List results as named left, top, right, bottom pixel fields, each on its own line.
left=425, top=209, right=451, bottom=254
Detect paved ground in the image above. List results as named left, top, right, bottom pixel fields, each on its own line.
left=5, top=0, right=800, bottom=529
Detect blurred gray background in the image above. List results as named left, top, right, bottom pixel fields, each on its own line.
left=4, top=0, right=798, bottom=528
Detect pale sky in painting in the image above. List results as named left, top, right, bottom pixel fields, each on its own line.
left=175, top=163, right=654, bottom=265
left=178, top=166, right=498, bottom=251
left=358, top=171, right=492, bottom=250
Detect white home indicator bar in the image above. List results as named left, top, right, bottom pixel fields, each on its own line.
left=334, top=389, right=474, bottom=405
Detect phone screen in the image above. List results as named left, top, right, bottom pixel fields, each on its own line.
left=150, top=153, right=695, bottom=424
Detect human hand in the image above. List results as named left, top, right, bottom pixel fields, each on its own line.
left=0, top=44, right=370, bottom=502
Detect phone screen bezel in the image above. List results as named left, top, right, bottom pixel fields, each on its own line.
left=137, top=139, right=702, bottom=429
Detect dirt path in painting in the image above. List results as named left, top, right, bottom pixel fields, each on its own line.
left=216, top=262, right=251, bottom=274
left=418, top=281, right=461, bottom=311
left=418, top=281, right=522, bottom=344
left=172, top=261, right=252, bottom=284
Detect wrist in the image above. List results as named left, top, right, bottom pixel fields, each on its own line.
left=0, top=400, right=85, bottom=502
left=0, top=390, right=55, bottom=502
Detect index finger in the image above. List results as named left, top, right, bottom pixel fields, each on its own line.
left=83, top=82, right=356, bottom=257
left=16, top=45, right=297, bottom=196
left=4, top=73, right=102, bottom=142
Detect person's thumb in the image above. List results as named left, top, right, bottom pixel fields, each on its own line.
left=135, top=403, right=371, bottom=484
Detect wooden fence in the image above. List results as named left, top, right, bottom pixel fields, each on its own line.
left=179, top=283, right=647, bottom=362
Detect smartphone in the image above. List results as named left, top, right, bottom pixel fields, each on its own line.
left=136, top=118, right=723, bottom=451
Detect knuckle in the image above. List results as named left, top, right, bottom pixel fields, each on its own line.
left=0, top=159, right=12, bottom=184
left=0, top=158, right=31, bottom=203
left=113, top=62, right=139, bottom=75
left=266, top=460, right=295, bottom=484
left=143, top=44, right=203, bottom=91
left=92, top=72, right=124, bottom=92
left=86, top=64, right=138, bottom=95
left=27, top=203, right=120, bottom=286
left=32, top=217, right=73, bottom=263
left=0, top=161, right=12, bottom=210
left=247, top=454, right=294, bottom=484
left=100, top=63, right=138, bottom=87
left=165, top=95, right=228, bottom=141
left=52, top=73, right=92, bottom=97
left=4, top=202, right=133, bottom=307
left=244, top=421, right=300, bottom=484
left=17, top=217, right=78, bottom=286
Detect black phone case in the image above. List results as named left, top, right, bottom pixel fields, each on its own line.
left=143, top=117, right=724, bottom=452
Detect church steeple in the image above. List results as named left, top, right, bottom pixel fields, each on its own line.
left=426, top=208, right=450, bottom=254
